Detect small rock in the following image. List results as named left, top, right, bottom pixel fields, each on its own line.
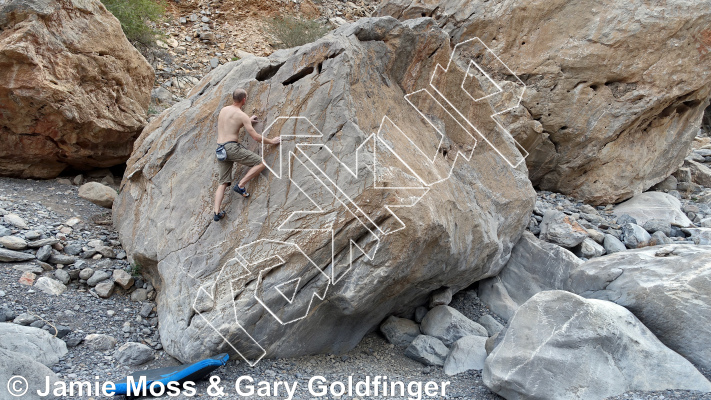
left=429, top=287, right=453, bottom=308
left=36, top=245, right=52, bottom=261
left=421, top=305, right=488, bottom=346
left=114, top=342, right=154, bottom=365
left=404, top=335, right=449, bottom=366
left=0, top=248, right=35, bottom=262
left=414, top=306, right=428, bottom=323
left=539, top=210, right=588, bottom=248
left=477, top=315, right=504, bottom=336
left=3, top=213, right=28, bottom=229
left=13, top=263, right=43, bottom=274
left=586, top=228, right=605, bottom=244
left=621, top=223, right=652, bottom=249
left=63, top=243, right=82, bottom=255
left=73, top=174, right=84, bottom=185
left=78, top=182, right=116, bottom=208
left=19, top=271, right=36, bottom=285
left=24, top=230, right=41, bottom=240
left=209, top=57, right=219, bottom=68
left=649, top=231, right=674, bottom=246
left=131, top=288, right=149, bottom=302
left=48, top=254, right=76, bottom=265
left=0, top=235, right=27, bottom=250
left=26, top=238, right=58, bottom=248
left=379, top=316, right=420, bottom=347
left=34, top=277, right=67, bottom=295
left=603, top=234, right=627, bottom=254
left=87, top=239, right=103, bottom=248
left=573, top=237, right=605, bottom=259
left=64, top=217, right=81, bottom=227
left=14, top=313, right=39, bottom=325
left=79, top=267, right=94, bottom=280
left=95, top=280, right=115, bottom=298
left=642, top=219, right=672, bottom=236
left=139, top=303, right=153, bottom=318
left=653, top=175, right=678, bottom=191
left=54, top=269, right=71, bottom=285
left=83, top=333, right=117, bottom=351
left=443, top=335, right=488, bottom=375
left=113, top=269, right=134, bottom=289
left=87, top=270, right=111, bottom=286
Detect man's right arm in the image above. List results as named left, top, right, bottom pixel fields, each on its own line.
left=243, top=114, right=280, bottom=145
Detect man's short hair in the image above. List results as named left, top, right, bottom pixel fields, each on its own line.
left=232, top=88, right=247, bottom=103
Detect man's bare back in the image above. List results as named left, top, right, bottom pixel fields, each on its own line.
left=217, top=105, right=249, bottom=143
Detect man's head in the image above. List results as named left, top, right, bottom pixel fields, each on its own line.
left=232, top=88, right=247, bottom=106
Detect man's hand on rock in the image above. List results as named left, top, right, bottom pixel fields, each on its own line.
left=269, top=136, right=281, bottom=145
left=250, top=115, right=259, bottom=123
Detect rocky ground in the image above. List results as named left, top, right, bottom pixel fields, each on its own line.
left=147, top=0, right=379, bottom=110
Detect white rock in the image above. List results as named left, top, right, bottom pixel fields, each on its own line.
left=78, top=182, right=116, bottom=208
left=34, top=277, right=66, bottom=295
left=444, top=335, right=488, bottom=376
left=0, top=235, right=27, bottom=250
left=4, top=213, right=28, bottom=229
left=614, top=192, right=692, bottom=227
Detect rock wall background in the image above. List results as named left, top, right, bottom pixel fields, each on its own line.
left=0, top=0, right=154, bottom=178
left=377, top=0, right=711, bottom=204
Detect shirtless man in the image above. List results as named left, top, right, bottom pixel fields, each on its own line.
left=213, top=88, right=281, bottom=221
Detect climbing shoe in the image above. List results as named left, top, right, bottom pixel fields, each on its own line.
left=233, top=185, right=250, bottom=197
left=213, top=211, right=225, bottom=221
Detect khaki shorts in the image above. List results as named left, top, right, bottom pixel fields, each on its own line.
left=217, top=142, right=262, bottom=184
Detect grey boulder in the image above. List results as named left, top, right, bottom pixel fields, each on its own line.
left=114, top=342, right=154, bottom=365
left=443, top=335, right=487, bottom=376
left=570, top=245, right=711, bottom=371
left=404, top=335, right=449, bottom=366
left=478, top=231, right=582, bottom=320
left=112, top=16, right=535, bottom=363
left=603, top=234, right=626, bottom=254
left=573, top=237, right=605, bottom=259
left=420, top=305, right=487, bottom=346
left=483, top=291, right=711, bottom=400
left=0, top=324, right=68, bottom=366
left=0, top=349, right=59, bottom=400
left=621, top=223, right=651, bottom=249
left=614, top=191, right=693, bottom=227
left=379, top=316, right=420, bottom=347
left=539, top=210, right=588, bottom=248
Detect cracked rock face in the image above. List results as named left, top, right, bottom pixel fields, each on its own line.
left=0, top=0, right=154, bottom=178
left=484, top=290, right=711, bottom=400
left=113, top=17, right=534, bottom=363
left=569, top=245, right=711, bottom=371
left=377, top=0, right=711, bottom=204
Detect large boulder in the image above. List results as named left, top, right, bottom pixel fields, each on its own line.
left=613, top=191, right=693, bottom=227
left=113, top=17, right=535, bottom=363
left=377, top=0, right=711, bottom=204
left=569, top=245, right=711, bottom=371
left=0, top=348, right=59, bottom=400
left=0, top=323, right=68, bottom=366
left=483, top=291, right=711, bottom=400
left=0, top=0, right=154, bottom=178
left=478, top=231, right=582, bottom=320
